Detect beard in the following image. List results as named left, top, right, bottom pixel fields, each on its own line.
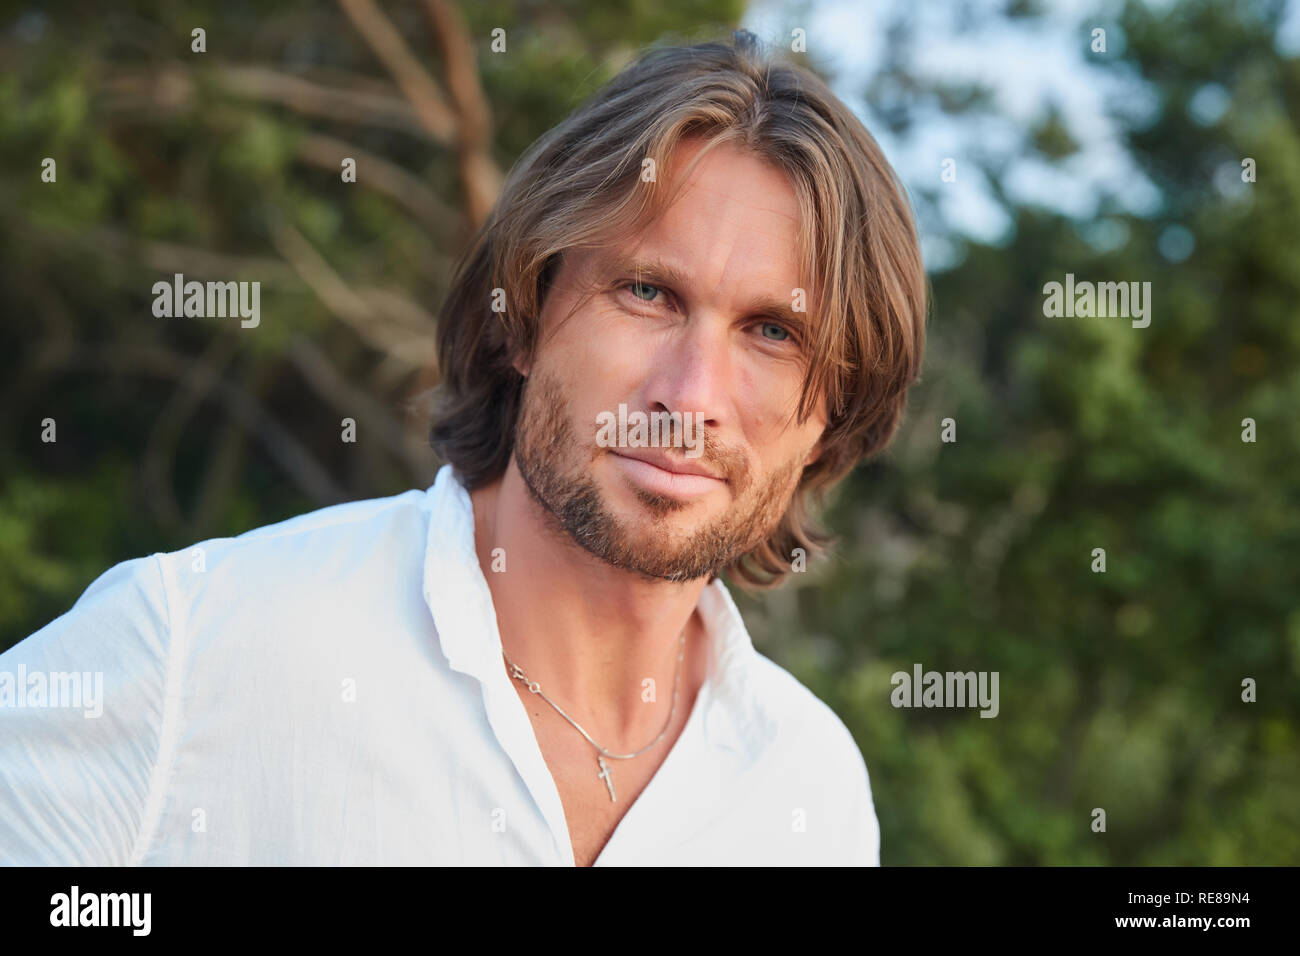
left=512, top=368, right=806, bottom=583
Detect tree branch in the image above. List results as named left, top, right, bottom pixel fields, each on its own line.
left=267, top=218, right=435, bottom=369
left=420, top=0, right=503, bottom=225
left=101, top=64, right=435, bottom=139
left=336, top=0, right=458, bottom=142
left=284, top=335, right=432, bottom=480
left=140, top=333, right=243, bottom=532
left=31, top=343, right=348, bottom=505
left=294, top=131, right=456, bottom=235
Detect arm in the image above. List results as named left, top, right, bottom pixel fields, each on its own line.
left=0, top=555, right=171, bottom=866
left=846, top=751, right=883, bottom=866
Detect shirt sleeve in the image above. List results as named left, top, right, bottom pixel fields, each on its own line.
left=0, top=555, right=172, bottom=865
left=821, top=707, right=882, bottom=866
left=846, top=751, right=882, bottom=866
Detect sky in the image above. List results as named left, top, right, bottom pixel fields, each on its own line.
left=742, top=0, right=1298, bottom=269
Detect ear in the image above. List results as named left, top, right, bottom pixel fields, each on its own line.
left=506, top=335, right=531, bottom=377
left=803, top=434, right=824, bottom=469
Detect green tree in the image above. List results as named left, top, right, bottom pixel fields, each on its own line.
left=736, top=0, right=1300, bottom=864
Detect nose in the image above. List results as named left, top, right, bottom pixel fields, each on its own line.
left=640, top=315, right=731, bottom=432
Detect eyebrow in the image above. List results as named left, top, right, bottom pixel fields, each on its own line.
left=597, top=251, right=813, bottom=336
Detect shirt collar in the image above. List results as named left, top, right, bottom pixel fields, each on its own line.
left=420, top=464, right=774, bottom=759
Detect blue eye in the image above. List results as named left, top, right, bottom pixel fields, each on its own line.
left=629, top=282, right=660, bottom=302
left=760, top=322, right=790, bottom=341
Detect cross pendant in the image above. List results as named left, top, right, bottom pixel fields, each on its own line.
left=596, top=754, right=616, bottom=802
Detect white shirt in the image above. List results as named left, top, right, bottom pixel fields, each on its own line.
left=0, top=465, right=880, bottom=866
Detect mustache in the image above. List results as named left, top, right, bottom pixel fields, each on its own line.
left=591, top=422, right=750, bottom=488
left=682, top=428, right=747, bottom=482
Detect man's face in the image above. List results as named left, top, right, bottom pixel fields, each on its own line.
left=513, top=137, right=827, bottom=582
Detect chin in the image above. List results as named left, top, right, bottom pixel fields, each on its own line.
left=610, top=477, right=724, bottom=526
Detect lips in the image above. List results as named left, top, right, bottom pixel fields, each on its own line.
left=608, top=449, right=728, bottom=500
left=610, top=448, right=725, bottom=481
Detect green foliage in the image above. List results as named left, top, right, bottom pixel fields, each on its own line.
left=736, top=0, right=1300, bottom=864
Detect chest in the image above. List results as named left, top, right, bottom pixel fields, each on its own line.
left=501, top=620, right=710, bottom=866
left=511, top=683, right=699, bottom=866
left=546, top=737, right=669, bottom=866
left=509, top=697, right=670, bottom=863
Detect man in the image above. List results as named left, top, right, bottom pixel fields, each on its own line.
left=0, top=31, right=924, bottom=865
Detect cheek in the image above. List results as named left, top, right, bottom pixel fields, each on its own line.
left=551, top=301, right=649, bottom=382
left=535, top=328, right=646, bottom=439
left=738, top=392, right=825, bottom=481
left=735, top=366, right=805, bottom=447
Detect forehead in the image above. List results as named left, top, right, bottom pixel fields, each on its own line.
left=573, top=138, right=810, bottom=302
left=656, top=136, right=802, bottom=230
left=647, top=137, right=804, bottom=274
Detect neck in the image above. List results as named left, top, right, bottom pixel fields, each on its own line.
left=470, top=459, right=708, bottom=750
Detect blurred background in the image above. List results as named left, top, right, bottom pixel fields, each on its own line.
left=1, top=0, right=1297, bottom=863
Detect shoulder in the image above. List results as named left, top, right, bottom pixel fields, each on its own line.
left=159, top=485, right=435, bottom=597
left=140, top=485, right=452, bottom=675
left=734, top=649, right=882, bottom=865
left=11, top=485, right=441, bottom=658
left=0, top=482, right=449, bottom=865
left=747, top=650, right=870, bottom=785
left=0, top=553, right=174, bottom=864
left=189, top=485, right=433, bottom=556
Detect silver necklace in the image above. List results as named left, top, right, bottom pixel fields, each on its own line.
left=501, top=627, right=687, bottom=802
